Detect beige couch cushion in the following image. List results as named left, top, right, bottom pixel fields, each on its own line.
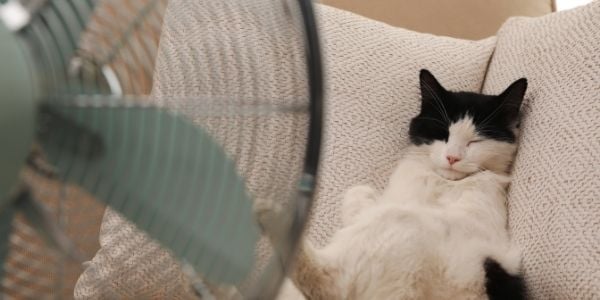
left=308, top=6, right=495, bottom=247
left=75, top=2, right=496, bottom=298
left=482, top=2, right=600, bottom=299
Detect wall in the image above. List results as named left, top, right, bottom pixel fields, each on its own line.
left=319, top=0, right=554, bottom=39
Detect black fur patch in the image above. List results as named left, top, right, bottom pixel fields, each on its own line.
left=484, top=258, right=527, bottom=300
left=409, top=69, right=527, bottom=145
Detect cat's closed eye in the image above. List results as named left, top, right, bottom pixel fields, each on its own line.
left=467, top=140, right=483, bottom=146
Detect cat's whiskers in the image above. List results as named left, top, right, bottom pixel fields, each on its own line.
left=422, top=81, right=451, bottom=123
left=415, top=116, right=448, bottom=128
left=475, top=128, right=498, bottom=136
left=478, top=98, right=520, bottom=128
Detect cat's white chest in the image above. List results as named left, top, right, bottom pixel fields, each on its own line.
left=319, top=159, right=512, bottom=299
left=381, top=160, right=454, bottom=206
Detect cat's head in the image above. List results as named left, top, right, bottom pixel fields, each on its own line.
left=409, top=69, right=527, bottom=180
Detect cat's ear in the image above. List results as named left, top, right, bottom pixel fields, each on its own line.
left=419, top=69, right=446, bottom=101
left=498, top=78, right=527, bottom=122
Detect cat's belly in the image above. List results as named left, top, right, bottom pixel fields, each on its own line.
left=320, top=204, right=490, bottom=299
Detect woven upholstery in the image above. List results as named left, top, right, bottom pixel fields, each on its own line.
left=76, top=2, right=497, bottom=299
left=74, top=209, right=198, bottom=299
left=482, top=2, right=600, bottom=299
left=306, top=7, right=496, bottom=246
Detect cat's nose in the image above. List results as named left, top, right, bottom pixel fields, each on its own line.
left=446, top=155, right=461, bottom=165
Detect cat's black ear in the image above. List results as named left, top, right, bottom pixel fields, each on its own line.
left=498, top=78, right=527, bottom=122
left=419, top=69, right=446, bottom=102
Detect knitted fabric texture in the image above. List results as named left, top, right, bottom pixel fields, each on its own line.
left=482, top=2, right=600, bottom=299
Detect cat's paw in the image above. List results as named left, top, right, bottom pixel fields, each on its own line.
left=253, top=198, right=294, bottom=247
left=253, top=198, right=283, bottom=233
left=342, top=185, right=378, bottom=225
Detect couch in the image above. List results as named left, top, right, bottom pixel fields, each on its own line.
left=75, top=0, right=600, bottom=299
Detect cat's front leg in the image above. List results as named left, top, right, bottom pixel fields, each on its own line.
left=342, top=185, right=378, bottom=226
left=253, top=198, right=290, bottom=254
left=254, top=199, right=340, bottom=299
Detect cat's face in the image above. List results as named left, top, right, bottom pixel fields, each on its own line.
left=409, top=70, right=527, bottom=180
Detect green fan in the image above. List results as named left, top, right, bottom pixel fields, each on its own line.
left=0, top=0, right=322, bottom=298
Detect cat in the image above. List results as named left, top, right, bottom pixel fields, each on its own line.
left=258, top=69, right=528, bottom=300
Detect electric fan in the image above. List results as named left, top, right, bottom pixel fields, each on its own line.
left=0, top=0, right=323, bottom=298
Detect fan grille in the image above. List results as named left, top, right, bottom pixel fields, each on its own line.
left=2, top=0, right=168, bottom=298
left=1, top=0, right=322, bottom=298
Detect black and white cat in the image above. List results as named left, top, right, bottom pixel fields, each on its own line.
left=264, top=69, right=528, bottom=300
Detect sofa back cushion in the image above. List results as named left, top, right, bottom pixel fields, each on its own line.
left=482, top=2, right=600, bottom=299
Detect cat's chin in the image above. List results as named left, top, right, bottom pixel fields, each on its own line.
left=436, top=168, right=469, bottom=181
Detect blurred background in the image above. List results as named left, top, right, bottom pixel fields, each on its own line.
left=555, top=0, right=595, bottom=10
left=321, top=0, right=594, bottom=39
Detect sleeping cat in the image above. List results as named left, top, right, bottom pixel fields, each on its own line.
left=259, top=69, right=528, bottom=300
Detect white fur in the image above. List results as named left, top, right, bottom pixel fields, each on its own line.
left=277, top=117, right=521, bottom=300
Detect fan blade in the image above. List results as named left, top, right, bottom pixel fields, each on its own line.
left=36, top=100, right=260, bottom=284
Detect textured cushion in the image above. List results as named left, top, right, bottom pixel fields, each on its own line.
left=481, top=2, right=600, bottom=299
left=308, top=6, right=495, bottom=247
left=74, top=210, right=198, bottom=299
left=75, top=2, right=496, bottom=298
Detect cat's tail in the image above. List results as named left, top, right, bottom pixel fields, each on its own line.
left=254, top=199, right=340, bottom=299
left=484, top=257, right=527, bottom=300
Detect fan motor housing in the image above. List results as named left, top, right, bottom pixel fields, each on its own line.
left=0, top=22, right=35, bottom=205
